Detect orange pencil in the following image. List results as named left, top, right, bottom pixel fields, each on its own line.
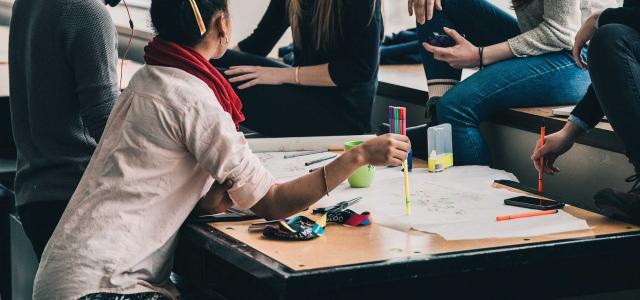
left=538, top=126, right=545, bottom=193
left=496, top=209, right=558, bottom=221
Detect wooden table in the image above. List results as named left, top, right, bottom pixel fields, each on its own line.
left=173, top=160, right=640, bottom=299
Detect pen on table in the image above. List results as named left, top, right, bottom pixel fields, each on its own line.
left=538, top=126, right=545, bottom=193
left=284, top=149, right=328, bottom=159
left=305, top=155, right=337, bottom=167
left=313, top=196, right=363, bottom=214
left=496, top=209, right=557, bottom=221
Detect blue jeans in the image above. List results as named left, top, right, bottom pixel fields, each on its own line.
left=417, top=0, right=591, bottom=165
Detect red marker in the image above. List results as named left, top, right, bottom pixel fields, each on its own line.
left=538, top=126, right=545, bottom=193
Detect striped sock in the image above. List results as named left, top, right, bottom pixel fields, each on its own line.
left=427, top=79, right=458, bottom=99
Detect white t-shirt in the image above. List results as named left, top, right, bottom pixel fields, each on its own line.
left=33, top=65, right=275, bottom=300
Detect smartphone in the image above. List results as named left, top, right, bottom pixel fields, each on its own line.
left=428, top=32, right=461, bottom=48
left=504, top=196, right=565, bottom=210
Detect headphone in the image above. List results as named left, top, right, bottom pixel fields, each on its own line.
left=104, top=0, right=134, bottom=89
left=106, top=0, right=122, bottom=7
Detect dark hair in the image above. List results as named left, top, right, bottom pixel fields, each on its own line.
left=511, top=0, right=534, bottom=10
left=150, top=0, right=229, bottom=47
left=289, top=0, right=378, bottom=51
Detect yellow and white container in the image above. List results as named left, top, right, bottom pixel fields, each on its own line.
left=427, top=124, right=454, bottom=172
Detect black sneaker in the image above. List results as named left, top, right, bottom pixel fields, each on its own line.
left=594, top=175, right=640, bottom=225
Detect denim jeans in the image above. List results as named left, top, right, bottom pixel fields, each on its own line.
left=417, top=0, right=591, bottom=165
left=381, top=29, right=422, bottom=65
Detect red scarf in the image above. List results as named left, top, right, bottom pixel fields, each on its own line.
left=144, top=37, right=245, bottom=128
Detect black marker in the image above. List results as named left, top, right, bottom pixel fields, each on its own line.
left=305, top=155, right=337, bottom=167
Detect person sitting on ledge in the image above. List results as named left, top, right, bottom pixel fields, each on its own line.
left=531, top=0, right=640, bottom=225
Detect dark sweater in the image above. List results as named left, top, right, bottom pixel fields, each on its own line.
left=9, top=0, right=118, bottom=206
left=237, top=0, right=383, bottom=133
left=571, top=0, right=640, bottom=128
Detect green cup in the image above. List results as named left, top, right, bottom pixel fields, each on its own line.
left=344, top=141, right=375, bottom=188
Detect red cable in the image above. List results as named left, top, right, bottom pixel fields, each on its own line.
left=120, top=0, right=134, bottom=90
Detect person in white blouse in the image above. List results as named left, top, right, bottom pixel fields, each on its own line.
left=31, top=0, right=410, bottom=299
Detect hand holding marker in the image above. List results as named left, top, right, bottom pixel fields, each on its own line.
left=538, top=126, right=545, bottom=193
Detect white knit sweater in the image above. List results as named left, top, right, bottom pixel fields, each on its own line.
left=508, top=0, right=619, bottom=57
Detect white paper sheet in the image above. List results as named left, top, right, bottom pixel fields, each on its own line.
left=248, top=135, right=376, bottom=152
left=254, top=149, right=591, bottom=240
left=311, top=166, right=590, bottom=240
left=414, top=211, right=589, bottom=240
left=256, top=151, right=337, bottom=181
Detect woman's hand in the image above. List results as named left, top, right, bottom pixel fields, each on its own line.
left=409, top=0, right=443, bottom=24
left=251, top=134, right=410, bottom=220
left=422, top=27, right=479, bottom=69
left=358, top=134, right=411, bottom=166
left=225, top=66, right=294, bottom=90
left=530, top=123, right=583, bottom=175
left=196, top=180, right=234, bottom=215
left=573, top=12, right=601, bottom=69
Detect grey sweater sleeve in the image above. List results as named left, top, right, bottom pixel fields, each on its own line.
left=508, top=0, right=582, bottom=57
left=61, top=0, right=119, bottom=143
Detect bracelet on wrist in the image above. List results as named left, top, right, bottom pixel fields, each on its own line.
left=322, top=165, right=329, bottom=197
left=478, top=47, right=484, bottom=70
